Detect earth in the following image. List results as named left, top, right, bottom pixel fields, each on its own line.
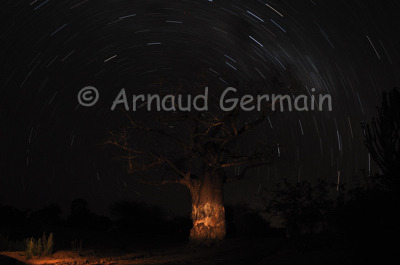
left=0, top=237, right=352, bottom=265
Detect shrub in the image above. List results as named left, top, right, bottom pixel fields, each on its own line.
left=0, top=234, right=25, bottom=251
left=25, top=238, right=35, bottom=259
left=24, top=233, right=53, bottom=259
left=71, top=239, right=83, bottom=255
left=266, top=179, right=333, bottom=237
left=43, top=233, right=53, bottom=256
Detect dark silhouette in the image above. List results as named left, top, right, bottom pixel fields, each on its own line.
left=67, top=198, right=111, bottom=231
left=29, top=204, right=63, bottom=228
left=109, top=201, right=191, bottom=247
left=357, top=88, right=400, bottom=259
left=109, top=201, right=166, bottom=236
left=0, top=254, right=28, bottom=265
left=363, top=88, right=400, bottom=194
left=265, top=179, right=333, bottom=238
left=225, top=204, right=274, bottom=238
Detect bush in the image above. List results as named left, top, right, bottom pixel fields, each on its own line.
left=24, top=233, right=53, bottom=259
left=225, top=204, right=273, bottom=238
left=25, top=238, right=34, bottom=259
left=0, top=234, right=25, bottom=251
left=266, top=179, right=333, bottom=237
left=71, top=239, right=83, bottom=255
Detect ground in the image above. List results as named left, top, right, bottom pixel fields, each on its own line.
left=0, top=237, right=354, bottom=265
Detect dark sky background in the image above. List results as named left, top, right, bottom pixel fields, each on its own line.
left=0, top=0, right=399, bottom=217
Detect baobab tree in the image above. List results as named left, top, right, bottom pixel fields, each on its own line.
left=106, top=74, right=297, bottom=244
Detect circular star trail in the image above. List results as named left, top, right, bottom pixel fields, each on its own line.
left=0, top=0, right=399, bottom=214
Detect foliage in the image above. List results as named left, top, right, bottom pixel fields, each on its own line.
left=109, top=201, right=166, bottom=234
left=29, top=204, right=63, bottom=227
left=67, top=198, right=112, bottom=230
left=225, top=204, right=273, bottom=237
left=266, top=179, right=334, bottom=237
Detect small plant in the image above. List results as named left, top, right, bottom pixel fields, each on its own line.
left=71, top=239, right=83, bottom=255
left=24, top=233, right=54, bottom=259
left=43, top=233, right=53, bottom=256
left=25, top=238, right=35, bottom=260
left=35, top=238, right=43, bottom=257
left=0, top=234, right=25, bottom=251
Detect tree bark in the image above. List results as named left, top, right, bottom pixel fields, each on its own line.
left=189, top=171, right=226, bottom=244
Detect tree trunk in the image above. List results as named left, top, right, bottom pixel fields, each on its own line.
left=189, top=171, right=226, bottom=244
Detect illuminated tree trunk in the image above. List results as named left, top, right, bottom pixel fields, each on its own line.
left=189, top=171, right=226, bottom=244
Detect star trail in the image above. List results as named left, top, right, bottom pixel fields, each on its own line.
left=0, top=0, right=399, bottom=215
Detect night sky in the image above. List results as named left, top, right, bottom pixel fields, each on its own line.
left=1, top=0, right=399, bottom=216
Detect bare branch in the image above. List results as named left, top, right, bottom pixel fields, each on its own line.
left=106, top=136, right=188, bottom=179
left=225, top=161, right=271, bottom=183
left=125, top=114, right=188, bottom=149
left=149, top=152, right=187, bottom=178
left=220, top=155, right=273, bottom=169
left=138, top=179, right=184, bottom=186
